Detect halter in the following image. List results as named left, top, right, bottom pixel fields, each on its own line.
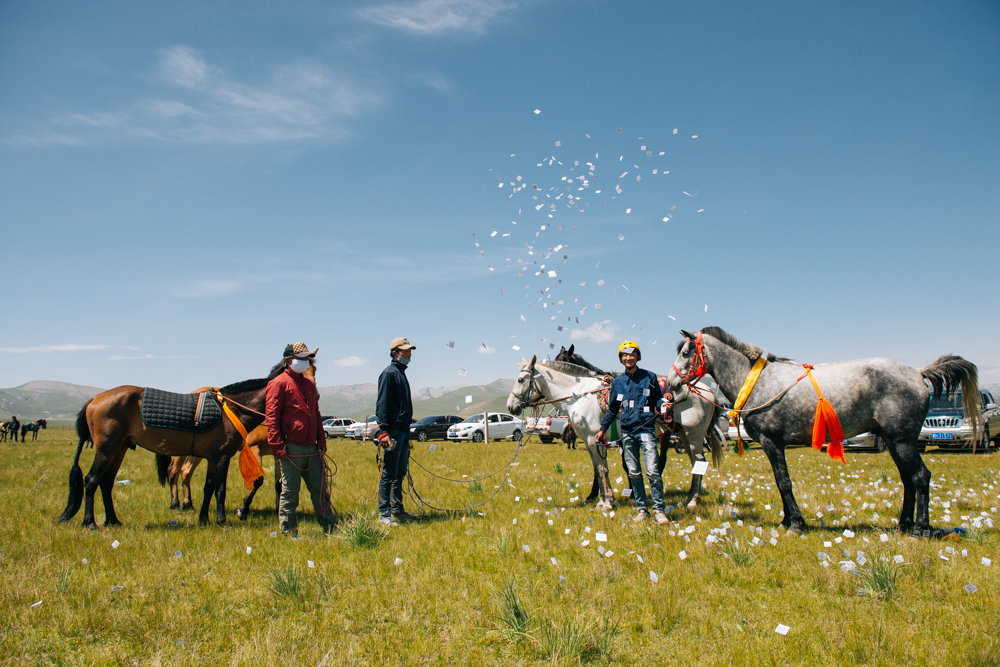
left=511, top=368, right=546, bottom=412
left=672, top=333, right=708, bottom=388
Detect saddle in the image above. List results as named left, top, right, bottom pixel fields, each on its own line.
left=141, top=388, right=222, bottom=433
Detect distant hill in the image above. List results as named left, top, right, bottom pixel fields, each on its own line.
left=0, top=381, right=105, bottom=420
left=0, top=379, right=517, bottom=423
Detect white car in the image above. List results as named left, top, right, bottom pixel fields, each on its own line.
left=323, top=417, right=357, bottom=438
left=447, top=413, right=524, bottom=443
left=346, top=417, right=379, bottom=440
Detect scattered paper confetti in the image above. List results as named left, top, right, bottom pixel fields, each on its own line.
left=775, top=624, right=790, bottom=636
left=395, top=557, right=404, bottom=566
left=111, top=540, right=120, bottom=549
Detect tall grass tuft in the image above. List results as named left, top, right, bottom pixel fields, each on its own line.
left=965, top=525, right=986, bottom=545
left=492, top=578, right=533, bottom=642
left=268, top=566, right=303, bottom=599
left=857, top=558, right=900, bottom=600
left=554, top=462, right=563, bottom=474
left=538, top=616, right=588, bottom=662
left=468, top=480, right=483, bottom=494
left=341, top=504, right=388, bottom=549
left=490, top=528, right=515, bottom=557
left=586, top=615, right=621, bottom=663
left=719, top=538, right=757, bottom=567
left=57, top=564, right=71, bottom=593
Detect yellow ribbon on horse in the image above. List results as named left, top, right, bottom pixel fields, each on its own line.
left=805, top=369, right=846, bottom=464
left=729, top=356, right=767, bottom=456
left=218, top=396, right=264, bottom=490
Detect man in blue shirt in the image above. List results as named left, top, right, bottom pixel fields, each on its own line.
left=376, top=337, right=417, bottom=526
left=596, top=341, right=668, bottom=525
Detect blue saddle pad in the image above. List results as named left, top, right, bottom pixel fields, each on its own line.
left=141, top=388, right=222, bottom=433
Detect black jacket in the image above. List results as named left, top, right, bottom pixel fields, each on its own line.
left=376, top=359, right=413, bottom=432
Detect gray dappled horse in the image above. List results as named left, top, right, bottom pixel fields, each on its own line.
left=555, top=345, right=725, bottom=510
left=668, top=326, right=981, bottom=537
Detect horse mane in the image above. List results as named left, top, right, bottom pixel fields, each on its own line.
left=535, top=360, right=598, bottom=377
left=221, top=357, right=319, bottom=396
left=696, top=326, right=792, bottom=363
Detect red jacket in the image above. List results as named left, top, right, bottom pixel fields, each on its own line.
left=266, top=367, right=326, bottom=458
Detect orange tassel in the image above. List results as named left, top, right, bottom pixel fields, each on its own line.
left=238, top=442, right=264, bottom=491
left=812, top=397, right=845, bottom=464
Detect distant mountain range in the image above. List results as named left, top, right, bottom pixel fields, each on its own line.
left=0, top=379, right=517, bottom=421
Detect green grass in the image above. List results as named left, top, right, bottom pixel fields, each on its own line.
left=2, top=426, right=1000, bottom=665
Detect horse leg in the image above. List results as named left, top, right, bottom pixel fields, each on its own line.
left=168, top=456, right=184, bottom=509
left=198, top=460, right=215, bottom=524
left=81, top=444, right=123, bottom=529
left=885, top=438, right=929, bottom=536
left=181, top=457, right=199, bottom=510
left=236, top=476, right=263, bottom=521
left=98, top=446, right=129, bottom=526
left=759, top=435, right=805, bottom=535
left=213, top=453, right=231, bottom=525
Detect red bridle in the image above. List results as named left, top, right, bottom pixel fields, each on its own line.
left=672, top=333, right=708, bottom=388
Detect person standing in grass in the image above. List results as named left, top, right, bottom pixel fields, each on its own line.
left=376, top=337, right=417, bottom=526
left=595, top=340, right=669, bottom=525
left=267, top=342, right=335, bottom=537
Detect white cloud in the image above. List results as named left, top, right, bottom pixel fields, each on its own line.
left=13, top=46, right=382, bottom=147
left=332, top=355, right=370, bottom=367
left=570, top=320, right=620, bottom=344
left=358, top=0, right=518, bottom=34
left=106, top=354, right=195, bottom=361
left=0, top=344, right=111, bottom=353
left=418, top=72, right=452, bottom=93
left=477, top=344, right=496, bottom=354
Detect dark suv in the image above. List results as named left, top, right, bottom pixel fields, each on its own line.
left=410, top=415, right=464, bottom=442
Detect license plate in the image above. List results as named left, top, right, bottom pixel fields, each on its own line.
left=931, top=432, right=953, bottom=440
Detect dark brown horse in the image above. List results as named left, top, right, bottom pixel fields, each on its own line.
left=56, top=369, right=276, bottom=528
left=21, top=419, right=47, bottom=442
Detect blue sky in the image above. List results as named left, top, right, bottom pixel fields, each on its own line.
left=1, top=0, right=998, bottom=392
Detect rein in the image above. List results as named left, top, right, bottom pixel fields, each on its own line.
left=214, top=392, right=266, bottom=418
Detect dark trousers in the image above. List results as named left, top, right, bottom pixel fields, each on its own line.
left=378, top=429, right=411, bottom=517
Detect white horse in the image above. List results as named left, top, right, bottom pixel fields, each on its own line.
left=507, top=356, right=724, bottom=512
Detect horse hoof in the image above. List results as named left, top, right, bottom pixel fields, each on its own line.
left=182, top=503, right=193, bottom=510
left=787, top=526, right=803, bottom=537
left=83, top=522, right=98, bottom=531
left=169, top=502, right=180, bottom=510
left=236, top=508, right=248, bottom=521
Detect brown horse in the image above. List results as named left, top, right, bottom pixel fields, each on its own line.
left=155, top=361, right=316, bottom=517
left=56, top=368, right=277, bottom=528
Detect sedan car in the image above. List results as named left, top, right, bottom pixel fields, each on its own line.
left=410, top=415, right=464, bottom=442
left=346, top=416, right=380, bottom=440
left=447, top=413, right=524, bottom=443
left=323, top=417, right=357, bottom=438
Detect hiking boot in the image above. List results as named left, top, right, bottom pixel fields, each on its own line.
left=654, top=511, right=669, bottom=525
left=378, top=515, right=399, bottom=527
left=393, top=511, right=419, bottom=522
left=632, top=511, right=650, bottom=523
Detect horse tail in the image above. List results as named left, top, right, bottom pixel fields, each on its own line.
left=156, top=454, right=171, bottom=487
left=56, top=400, right=92, bottom=522
left=921, top=355, right=981, bottom=448
left=707, top=403, right=725, bottom=469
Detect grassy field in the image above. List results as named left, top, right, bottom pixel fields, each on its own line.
left=2, top=427, right=999, bottom=666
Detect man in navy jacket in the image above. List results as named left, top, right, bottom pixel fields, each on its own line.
left=596, top=341, right=669, bottom=525
left=376, top=337, right=416, bottom=525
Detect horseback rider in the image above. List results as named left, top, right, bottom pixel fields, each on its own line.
left=266, top=343, right=335, bottom=537
left=595, top=341, right=670, bottom=525
left=375, top=337, right=418, bottom=526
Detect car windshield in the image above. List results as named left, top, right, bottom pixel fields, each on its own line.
left=929, top=392, right=963, bottom=412
left=462, top=415, right=484, bottom=423
left=414, top=416, right=436, bottom=425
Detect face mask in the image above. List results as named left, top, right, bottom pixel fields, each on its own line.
left=289, top=358, right=310, bottom=373
left=396, top=355, right=410, bottom=366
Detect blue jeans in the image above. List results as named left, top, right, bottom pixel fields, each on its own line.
left=378, top=429, right=411, bottom=517
left=622, top=429, right=665, bottom=513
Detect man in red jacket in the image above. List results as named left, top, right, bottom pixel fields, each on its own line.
left=266, top=342, right=334, bottom=536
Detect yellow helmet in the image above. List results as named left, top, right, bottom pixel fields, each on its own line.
left=618, top=340, right=641, bottom=360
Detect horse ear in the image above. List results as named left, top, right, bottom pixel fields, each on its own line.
left=680, top=329, right=694, bottom=340
left=567, top=344, right=574, bottom=355
left=528, top=355, right=537, bottom=370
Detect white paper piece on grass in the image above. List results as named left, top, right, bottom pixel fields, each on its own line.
left=564, top=528, right=571, bottom=535
left=605, top=551, right=614, bottom=558
left=982, top=557, right=992, bottom=567
left=894, top=555, right=904, bottom=564
left=775, top=624, right=790, bottom=636
left=691, top=461, right=709, bottom=476
left=270, top=531, right=277, bottom=538
left=880, top=533, right=889, bottom=542
left=116, top=480, right=130, bottom=485
left=622, top=489, right=632, bottom=497
left=246, top=546, right=252, bottom=555
left=559, top=575, right=566, bottom=585
left=522, top=545, right=530, bottom=553
left=550, top=557, right=557, bottom=565
left=82, top=558, right=88, bottom=565
left=31, top=600, right=42, bottom=608
left=595, top=532, right=608, bottom=542
left=111, top=540, right=120, bottom=549
left=678, top=550, right=687, bottom=560
left=965, top=583, right=978, bottom=594
left=111, top=585, right=124, bottom=592
left=465, top=395, right=472, bottom=404
left=649, top=571, right=659, bottom=584
left=843, top=529, right=855, bottom=538
left=548, top=519, right=554, bottom=526
left=307, top=560, right=315, bottom=569
left=394, top=557, right=404, bottom=566
left=429, top=444, right=436, bottom=452
left=175, top=550, right=183, bottom=559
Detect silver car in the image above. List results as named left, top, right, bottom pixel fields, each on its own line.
left=323, top=417, right=357, bottom=438
left=919, top=389, right=1000, bottom=451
